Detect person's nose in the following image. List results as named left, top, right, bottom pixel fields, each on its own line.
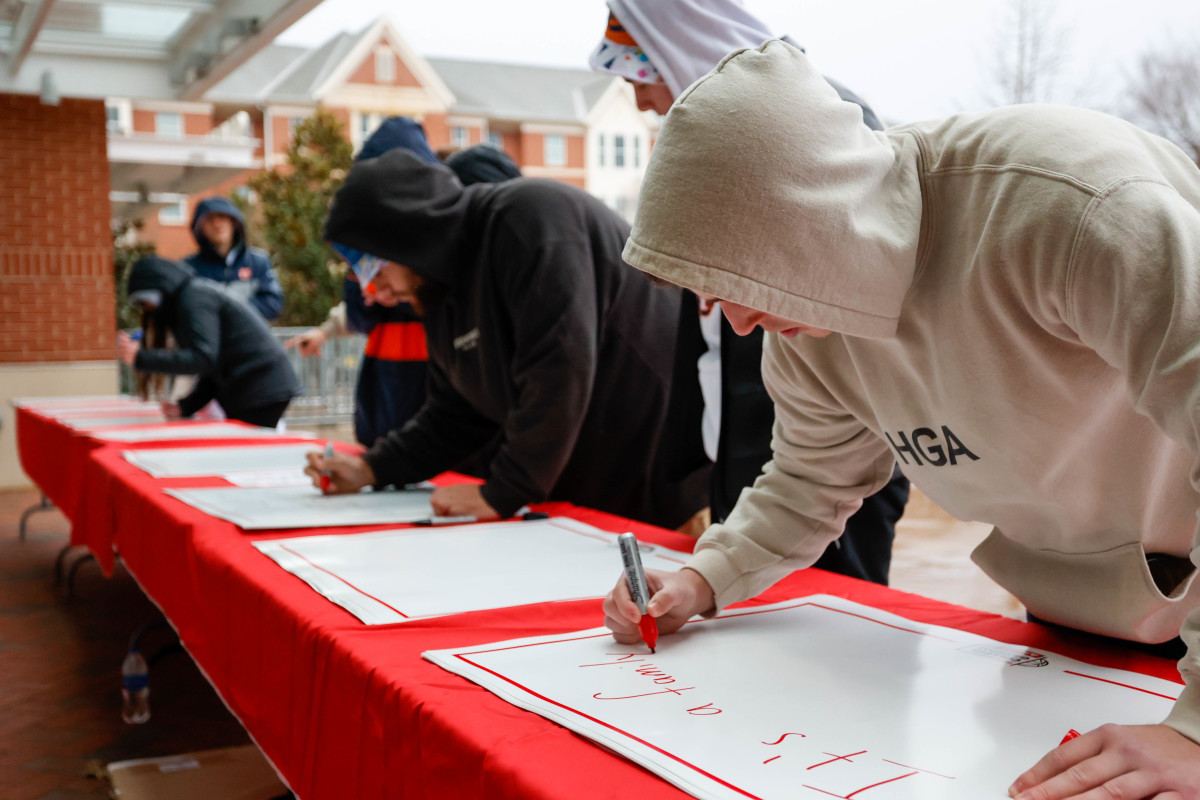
left=723, top=307, right=760, bottom=336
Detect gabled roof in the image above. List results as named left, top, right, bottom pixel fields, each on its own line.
left=206, top=31, right=363, bottom=105
left=207, top=17, right=614, bottom=122
left=427, top=57, right=615, bottom=123
left=210, top=18, right=453, bottom=109
left=275, top=32, right=359, bottom=101
left=206, top=44, right=310, bottom=103
left=311, top=18, right=453, bottom=107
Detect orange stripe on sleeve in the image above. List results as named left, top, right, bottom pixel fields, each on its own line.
left=364, top=321, right=428, bottom=361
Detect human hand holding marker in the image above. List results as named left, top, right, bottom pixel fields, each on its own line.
left=115, top=331, right=141, bottom=365
left=1008, top=723, right=1200, bottom=800
left=618, top=533, right=658, bottom=652
left=319, top=442, right=334, bottom=492
left=304, top=449, right=374, bottom=494
left=604, top=537, right=717, bottom=651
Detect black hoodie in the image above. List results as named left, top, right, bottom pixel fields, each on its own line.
left=127, top=256, right=301, bottom=422
left=324, top=150, right=709, bottom=527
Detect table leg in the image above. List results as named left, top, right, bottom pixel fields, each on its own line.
left=18, top=494, right=55, bottom=542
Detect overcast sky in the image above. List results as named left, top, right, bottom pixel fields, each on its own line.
left=276, top=0, right=1200, bottom=123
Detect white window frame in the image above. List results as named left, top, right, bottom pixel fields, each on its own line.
left=544, top=134, right=567, bottom=167
left=158, top=199, right=188, bottom=226
left=633, top=135, right=641, bottom=168
left=613, top=134, right=626, bottom=168
left=597, top=133, right=605, bottom=167
left=155, top=111, right=183, bottom=137
left=487, top=131, right=503, bottom=149
left=354, top=111, right=385, bottom=152
left=451, top=126, right=470, bottom=148
left=105, top=99, right=132, bottom=135
left=375, top=48, right=396, bottom=84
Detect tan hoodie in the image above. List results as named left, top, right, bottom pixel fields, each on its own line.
left=624, top=40, right=1200, bottom=740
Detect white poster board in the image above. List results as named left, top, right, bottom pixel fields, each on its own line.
left=165, top=484, right=434, bottom=530
left=64, top=415, right=169, bottom=430
left=253, top=517, right=691, bottom=624
left=424, top=595, right=1183, bottom=800
left=123, top=444, right=324, bottom=479
left=220, top=469, right=313, bottom=488
left=90, top=422, right=306, bottom=443
left=11, top=394, right=144, bottom=409
left=48, top=406, right=164, bottom=420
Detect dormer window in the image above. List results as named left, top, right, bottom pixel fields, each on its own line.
left=375, top=48, right=395, bottom=83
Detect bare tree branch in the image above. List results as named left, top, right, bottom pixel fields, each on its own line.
left=1121, top=42, right=1200, bottom=165
left=980, top=0, right=1071, bottom=106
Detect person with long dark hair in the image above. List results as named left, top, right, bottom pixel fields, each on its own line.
left=117, top=256, right=300, bottom=428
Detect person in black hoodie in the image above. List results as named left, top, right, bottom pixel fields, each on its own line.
left=285, top=122, right=524, bottom=449
left=306, top=149, right=710, bottom=528
left=116, top=256, right=301, bottom=427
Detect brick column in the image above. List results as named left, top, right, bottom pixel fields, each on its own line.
left=0, top=94, right=114, bottom=363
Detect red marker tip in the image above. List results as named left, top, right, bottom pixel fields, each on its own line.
left=319, top=475, right=331, bottom=492
left=1060, top=729, right=1081, bottom=745
left=638, top=614, right=659, bottom=654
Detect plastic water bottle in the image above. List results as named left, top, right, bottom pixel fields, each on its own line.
left=120, top=648, right=151, bottom=724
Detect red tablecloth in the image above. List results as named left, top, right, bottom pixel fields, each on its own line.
left=14, top=405, right=320, bottom=552
left=74, top=444, right=1185, bottom=800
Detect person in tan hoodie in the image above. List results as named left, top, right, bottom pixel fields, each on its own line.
left=602, top=39, right=1200, bottom=798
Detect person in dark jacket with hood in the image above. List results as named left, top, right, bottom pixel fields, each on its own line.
left=306, top=149, right=710, bottom=528
left=285, top=119, right=524, bottom=448
left=443, top=143, right=522, bottom=186
left=116, top=255, right=301, bottom=427
left=184, top=196, right=284, bottom=320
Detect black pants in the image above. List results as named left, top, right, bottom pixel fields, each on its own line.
left=812, top=466, right=910, bottom=586
left=231, top=400, right=291, bottom=429
left=1026, top=613, right=1187, bottom=660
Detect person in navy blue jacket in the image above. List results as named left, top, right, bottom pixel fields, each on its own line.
left=184, top=196, right=284, bottom=321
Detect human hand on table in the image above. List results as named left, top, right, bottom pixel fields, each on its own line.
left=160, top=401, right=183, bottom=420
left=429, top=484, right=499, bottom=520
left=115, top=331, right=140, bottom=365
left=305, top=451, right=375, bottom=494
left=603, top=567, right=715, bottom=645
left=1008, top=723, right=1200, bottom=799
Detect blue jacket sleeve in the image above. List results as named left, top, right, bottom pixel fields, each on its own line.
left=247, top=250, right=284, bottom=320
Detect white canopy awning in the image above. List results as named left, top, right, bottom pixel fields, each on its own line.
left=0, top=0, right=323, bottom=100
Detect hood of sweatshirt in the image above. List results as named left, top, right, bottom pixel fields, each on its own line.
left=127, top=254, right=192, bottom=297
left=323, top=149, right=488, bottom=288
left=357, top=116, right=439, bottom=164
left=126, top=255, right=193, bottom=325
left=189, top=196, right=246, bottom=259
left=622, top=40, right=922, bottom=339
left=607, top=0, right=776, bottom=97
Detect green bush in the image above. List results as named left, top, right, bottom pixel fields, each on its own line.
left=237, top=108, right=355, bottom=326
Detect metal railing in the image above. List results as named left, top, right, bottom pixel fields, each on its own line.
left=272, top=327, right=365, bottom=425
left=117, top=327, right=366, bottom=426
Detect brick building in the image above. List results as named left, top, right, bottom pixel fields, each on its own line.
left=0, top=10, right=656, bottom=487
left=121, top=18, right=658, bottom=259
left=0, top=0, right=324, bottom=486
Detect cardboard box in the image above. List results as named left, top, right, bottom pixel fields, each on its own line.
left=107, top=744, right=289, bottom=800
